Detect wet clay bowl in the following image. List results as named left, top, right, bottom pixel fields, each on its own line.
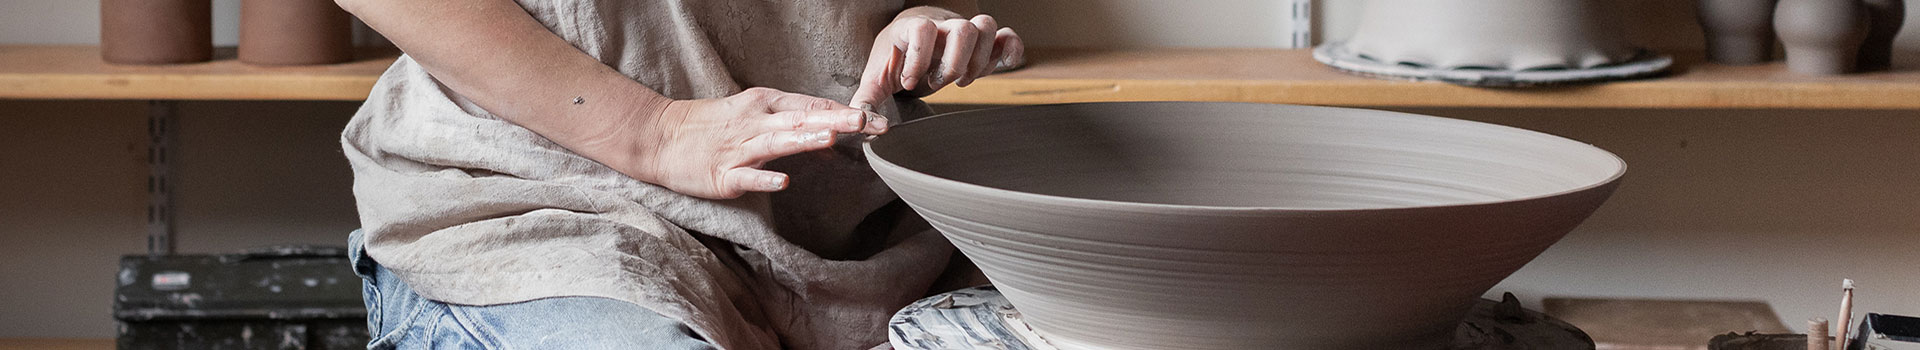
left=864, top=102, right=1625, bottom=350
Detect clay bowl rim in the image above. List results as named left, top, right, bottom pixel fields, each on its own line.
left=863, top=101, right=1627, bottom=214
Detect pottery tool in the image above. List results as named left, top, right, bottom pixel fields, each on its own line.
left=1811, top=318, right=1831, bottom=350
left=1836, top=279, right=1856, bottom=347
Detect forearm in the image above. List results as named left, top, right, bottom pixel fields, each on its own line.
left=337, top=0, right=664, bottom=170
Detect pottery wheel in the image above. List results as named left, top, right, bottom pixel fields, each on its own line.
left=1312, top=42, right=1672, bottom=87
left=887, top=286, right=1595, bottom=350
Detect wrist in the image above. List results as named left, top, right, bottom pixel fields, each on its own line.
left=632, top=98, right=689, bottom=183
left=578, top=88, right=678, bottom=184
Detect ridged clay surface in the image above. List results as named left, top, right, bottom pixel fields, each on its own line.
left=865, top=102, right=1626, bottom=350
left=1342, top=0, right=1638, bottom=71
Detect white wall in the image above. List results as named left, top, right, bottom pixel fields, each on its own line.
left=2, top=0, right=1919, bottom=339
left=1421, top=107, right=1920, bottom=326
left=0, top=0, right=384, bottom=47
left=981, top=0, right=1306, bottom=48
left=0, top=0, right=243, bottom=45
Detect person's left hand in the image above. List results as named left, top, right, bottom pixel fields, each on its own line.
left=849, top=9, right=1025, bottom=112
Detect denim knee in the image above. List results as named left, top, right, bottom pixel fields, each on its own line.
left=348, top=230, right=716, bottom=350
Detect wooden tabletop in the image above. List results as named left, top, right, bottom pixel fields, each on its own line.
left=2, top=45, right=1917, bottom=109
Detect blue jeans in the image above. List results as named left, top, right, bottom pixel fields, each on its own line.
left=348, top=230, right=717, bottom=350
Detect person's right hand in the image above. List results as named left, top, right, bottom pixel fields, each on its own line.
left=609, top=87, right=888, bottom=199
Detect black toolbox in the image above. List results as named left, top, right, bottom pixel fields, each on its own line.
left=114, top=246, right=369, bottom=350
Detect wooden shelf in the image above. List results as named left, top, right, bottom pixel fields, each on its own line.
left=0, top=45, right=394, bottom=101
left=0, top=338, right=111, bottom=350
left=3, top=45, right=1917, bottom=109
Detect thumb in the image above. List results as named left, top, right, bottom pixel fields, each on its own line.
left=849, top=42, right=901, bottom=112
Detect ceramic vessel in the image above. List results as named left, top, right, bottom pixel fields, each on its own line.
left=1341, top=0, right=1639, bottom=70
left=1775, top=0, right=1871, bottom=75
left=866, top=102, right=1626, bottom=350
left=1698, top=0, right=1781, bottom=64
left=100, top=0, right=213, bottom=65
left=239, top=0, right=354, bottom=66
left=1857, top=0, right=1906, bottom=71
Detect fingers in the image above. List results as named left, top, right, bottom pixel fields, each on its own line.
left=849, top=40, right=899, bottom=114
left=763, top=89, right=840, bottom=112
left=767, top=109, right=879, bottom=134
left=750, top=88, right=885, bottom=134
left=897, top=18, right=938, bottom=90
left=744, top=129, right=835, bottom=163
left=960, top=15, right=998, bottom=87
left=992, top=28, right=1026, bottom=73
left=856, top=17, right=913, bottom=113
left=723, top=167, right=789, bottom=195
left=862, top=111, right=889, bottom=134
left=932, top=18, right=977, bottom=87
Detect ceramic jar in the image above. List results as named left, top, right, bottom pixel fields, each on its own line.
left=1698, top=0, right=1780, bottom=64
left=1775, top=0, right=1871, bottom=74
left=1857, top=0, right=1906, bottom=71
left=239, top=0, right=354, bottom=66
left=867, top=102, right=1626, bottom=350
left=1342, top=0, right=1638, bottom=70
left=100, top=0, right=213, bottom=65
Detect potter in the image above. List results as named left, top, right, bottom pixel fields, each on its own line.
left=868, top=102, right=1626, bottom=350
left=337, top=0, right=1023, bottom=349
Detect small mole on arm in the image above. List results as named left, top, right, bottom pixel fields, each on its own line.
left=572, top=96, right=585, bottom=105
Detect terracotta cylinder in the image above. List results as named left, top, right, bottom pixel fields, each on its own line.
left=1857, top=0, right=1906, bottom=71
left=239, top=0, right=354, bottom=66
left=1698, top=0, right=1780, bottom=65
left=100, top=0, right=213, bottom=65
left=1775, top=0, right=1870, bottom=75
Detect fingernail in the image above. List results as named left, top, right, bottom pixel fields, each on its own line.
left=850, top=102, right=873, bottom=112
left=866, top=113, right=890, bottom=133
left=762, top=173, right=788, bottom=191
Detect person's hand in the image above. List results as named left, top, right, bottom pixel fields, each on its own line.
left=849, top=9, right=1025, bottom=111
left=610, top=87, right=888, bottom=199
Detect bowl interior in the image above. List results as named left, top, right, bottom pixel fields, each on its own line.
left=870, top=102, right=1621, bottom=210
